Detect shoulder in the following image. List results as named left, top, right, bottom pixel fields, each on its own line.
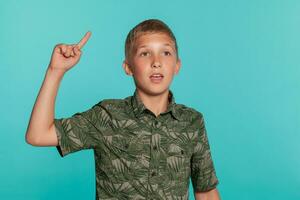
left=92, top=98, right=129, bottom=113
left=92, top=97, right=132, bottom=119
left=97, top=98, right=127, bottom=108
left=174, top=103, right=204, bottom=124
left=175, top=103, right=204, bottom=119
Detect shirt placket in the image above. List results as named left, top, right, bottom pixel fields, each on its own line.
left=146, top=116, right=162, bottom=199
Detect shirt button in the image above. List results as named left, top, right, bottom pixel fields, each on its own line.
left=154, top=121, right=159, bottom=126
left=151, top=171, right=156, bottom=177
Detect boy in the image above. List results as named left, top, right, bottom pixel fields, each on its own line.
left=26, top=19, right=220, bottom=200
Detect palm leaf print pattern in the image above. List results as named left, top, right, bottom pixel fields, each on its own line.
left=54, top=90, right=219, bottom=199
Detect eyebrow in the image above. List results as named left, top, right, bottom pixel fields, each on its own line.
left=137, top=43, right=173, bottom=49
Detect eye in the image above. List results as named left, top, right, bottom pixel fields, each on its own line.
left=139, top=51, right=150, bottom=57
left=163, top=51, right=171, bottom=56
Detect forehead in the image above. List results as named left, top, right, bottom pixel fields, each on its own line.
left=134, top=32, right=175, bottom=48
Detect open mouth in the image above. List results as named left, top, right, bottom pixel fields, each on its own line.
left=149, top=73, right=164, bottom=83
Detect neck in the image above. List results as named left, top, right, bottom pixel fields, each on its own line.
left=136, top=89, right=170, bottom=117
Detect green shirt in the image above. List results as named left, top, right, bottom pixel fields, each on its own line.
left=54, top=90, right=219, bottom=200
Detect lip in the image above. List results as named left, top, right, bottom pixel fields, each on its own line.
left=149, top=73, right=164, bottom=78
left=149, top=73, right=164, bottom=83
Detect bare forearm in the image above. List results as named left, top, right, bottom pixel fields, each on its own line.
left=25, top=33, right=90, bottom=146
left=25, top=66, right=64, bottom=144
left=195, top=188, right=220, bottom=200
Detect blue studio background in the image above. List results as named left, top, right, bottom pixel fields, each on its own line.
left=1, top=0, right=299, bottom=199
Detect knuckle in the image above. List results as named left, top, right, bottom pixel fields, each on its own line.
left=54, top=44, right=62, bottom=50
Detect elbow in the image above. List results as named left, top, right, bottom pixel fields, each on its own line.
left=25, top=132, right=40, bottom=146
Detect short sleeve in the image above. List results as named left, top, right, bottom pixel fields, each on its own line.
left=190, top=113, right=219, bottom=192
left=54, top=102, right=110, bottom=157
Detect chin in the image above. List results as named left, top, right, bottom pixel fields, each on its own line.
left=138, top=86, right=170, bottom=96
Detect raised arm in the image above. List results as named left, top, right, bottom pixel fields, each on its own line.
left=25, top=31, right=91, bottom=146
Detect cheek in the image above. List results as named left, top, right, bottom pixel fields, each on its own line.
left=165, top=62, right=178, bottom=74
left=133, top=60, right=150, bottom=75
left=132, top=66, right=148, bottom=80
left=163, top=58, right=177, bottom=67
left=134, top=68, right=143, bottom=77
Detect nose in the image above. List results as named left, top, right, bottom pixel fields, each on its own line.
left=152, top=62, right=161, bottom=68
left=151, top=55, right=161, bottom=68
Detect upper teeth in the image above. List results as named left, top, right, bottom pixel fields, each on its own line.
left=152, top=74, right=161, bottom=77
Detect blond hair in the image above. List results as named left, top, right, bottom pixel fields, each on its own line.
left=125, top=19, right=178, bottom=60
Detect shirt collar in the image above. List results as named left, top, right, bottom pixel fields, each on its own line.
left=131, top=89, right=181, bottom=121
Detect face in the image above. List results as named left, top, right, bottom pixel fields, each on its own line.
left=123, top=32, right=181, bottom=96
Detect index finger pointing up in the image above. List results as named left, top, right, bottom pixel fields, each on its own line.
left=77, top=31, right=92, bottom=49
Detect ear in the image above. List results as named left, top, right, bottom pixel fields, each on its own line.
left=122, top=60, right=133, bottom=76
left=174, top=58, right=181, bottom=75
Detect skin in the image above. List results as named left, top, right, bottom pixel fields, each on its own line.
left=26, top=30, right=220, bottom=199
left=25, top=31, right=91, bottom=146
left=49, top=31, right=92, bottom=72
left=195, top=188, right=221, bottom=200
left=123, top=32, right=220, bottom=199
left=123, top=32, right=181, bottom=116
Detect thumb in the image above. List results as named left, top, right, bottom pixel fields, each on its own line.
left=73, top=46, right=82, bottom=56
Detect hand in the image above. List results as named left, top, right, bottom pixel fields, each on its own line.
left=48, top=31, right=91, bottom=72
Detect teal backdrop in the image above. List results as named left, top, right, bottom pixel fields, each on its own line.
left=1, top=0, right=299, bottom=199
